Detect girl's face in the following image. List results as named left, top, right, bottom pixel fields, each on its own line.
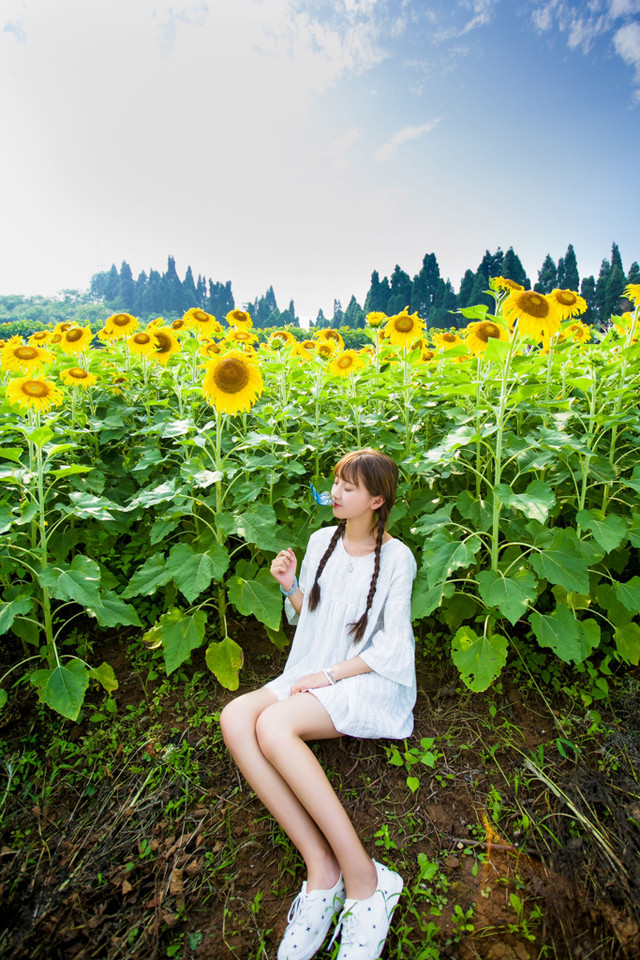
left=331, top=470, right=384, bottom=520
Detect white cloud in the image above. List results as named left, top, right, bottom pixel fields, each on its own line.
left=374, top=119, right=441, bottom=161
left=324, top=128, right=363, bottom=173
left=614, top=20, right=640, bottom=98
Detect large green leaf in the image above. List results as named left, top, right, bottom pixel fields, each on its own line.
left=411, top=575, right=455, bottom=620
left=596, top=583, right=634, bottom=628
left=576, top=509, right=627, bottom=553
left=122, top=553, right=173, bottom=598
left=30, top=659, right=89, bottom=720
left=476, top=566, right=538, bottom=625
left=89, top=662, right=119, bottom=694
left=62, top=491, right=119, bottom=520
left=614, top=622, right=640, bottom=665
left=423, top=533, right=482, bottom=587
left=146, top=607, right=207, bottom=675
left=451, top=625, right=508, bottom=692
left=529, top=530, right=590, bottom=594
left=38, top=556, right=101, bottom=607
left=233, top=504, right=287, bottom=553
left=228, top=568, right=282, bottom=630
left=86, top=589, right=143, bottom=628
left=496, top=480, right=556, bottom=523
left=205, top=635, right=244, bottom=689
left=614, top=576, right=640, bottom=614
left=0, top=595, right=34, bottom=636
left=166, top=542, right=229, bottom=603
left=528, top=606, right=584, bottom=663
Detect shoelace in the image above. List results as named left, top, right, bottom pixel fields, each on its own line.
left=286, top=891, right=311, bottom=927
left=329, top=908, right=358, bottom=948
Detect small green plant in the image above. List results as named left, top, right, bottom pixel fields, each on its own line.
left=508, top=892, right=542, bottom=942
left=385, top=737, right=443, bottom=793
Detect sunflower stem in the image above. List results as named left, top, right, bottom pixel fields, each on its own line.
left=602, top=303, right=639, bottom=512
left=490, top=324, right=519, bottom=571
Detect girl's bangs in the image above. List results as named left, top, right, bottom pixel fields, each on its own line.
left=334, top=454, right=363, bottom=485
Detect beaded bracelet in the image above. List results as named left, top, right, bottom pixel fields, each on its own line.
left=322, top=667, right=337, bottom=685
left=280, top=576, right=298, bottom=598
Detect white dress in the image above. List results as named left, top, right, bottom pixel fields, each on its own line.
left=265, top=526, right=418, bottom=739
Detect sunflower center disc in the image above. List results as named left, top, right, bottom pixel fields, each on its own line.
left=70, top=368, right=87, bottom=379
left=556, top=291, right=576, bottom=305
left=520, top=293, right=549, bottom=318
left=154, top=334, right=171, bottom=353
left=214, top=358, right=250, bottom=394
left=24, top=381, right=48, bottom=397
left=479, top=323, right=500, bottom=343
left=113, top=315, right=131, bottom=327
left=134, top=334, right=151, bottom=344
left=67, top=329, right=83, bottom=342
left=395, top=317, right=413, bottom=333
left=338, top=356, right=352, bottom=369
left=16, top=347, right=39, bottom=360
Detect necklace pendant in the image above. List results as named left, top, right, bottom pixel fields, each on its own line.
left=347, top=562, right=353, bottom=573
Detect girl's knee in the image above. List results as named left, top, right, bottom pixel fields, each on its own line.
left=255, top=704, right=292, bottom=759
left=219, top=689, right=274, bottom=748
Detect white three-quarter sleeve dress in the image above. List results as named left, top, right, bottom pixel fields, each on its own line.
left=264, top=526, right=418, bottom=740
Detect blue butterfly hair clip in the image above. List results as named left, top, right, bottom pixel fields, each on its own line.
left=310, top=483, right=333, bottom=506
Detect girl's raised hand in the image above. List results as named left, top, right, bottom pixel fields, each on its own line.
left=270, top=547, right=297, bottom=591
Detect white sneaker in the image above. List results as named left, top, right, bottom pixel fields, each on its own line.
left=277, top=873, right=345, bottom=960
left=330, top=861, right=403, bottom=960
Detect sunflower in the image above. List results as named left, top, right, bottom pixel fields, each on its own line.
left=294, top=340, right=318, bottom=360
left=60, top=366, right=98, bottom=389
left=127, top=330, right=159, bottom=356
left=384, top=310, right=424, bottom=348
left=6, top=375, right=63, bottom=413
left=366, top=311, right=387, bottom=328
left=53, top=322, right=75, bottom=335
left=226, top=329, right=259, bottom=347
left=183, top=307, right=222, bottom=338
left=199, top=340, right=224, bottom=361
left=104, top=312, right=139, bottom=340
left=150, top=328, right=181, bottom=365
left=226, top=309, right=253, bottom=329
left=432, top=331, right=463, bottom=351
left=27, top=330, right=51, bottom=345
left=96, top=327, right=111, bottom=343
left=267, top=329, right=297, bottom=350
left=624, top=283, right=640, bottom=306
left=316, top=341, right=335, bottom=359
left=1, top=343, right=54, bottom=373
left=202, top=350, right=263, bottom=414
left=465, top=320, right=509, bottom=355
left=408, top=338, right=436, bottom=362
left=502, top=290, right=561, bottom=341
left=560, top=322, right=591, bottom=345
left=315, top=328, right=344, bottom=352
left=169, top=317, right=193, bottom=336
left=58, top=326, right=93, bottom=355
left=490, top=276, right=524, bottom=294
left=328, top=349, right=367, bottom=377
left=549, top=289, right=587, bottom=319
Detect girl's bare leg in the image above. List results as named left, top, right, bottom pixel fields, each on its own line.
left=220, top=690, right=377, bottom=899
left=255, top=693, right=377, bottom=901
left=220, top=689, right=341, bottom=891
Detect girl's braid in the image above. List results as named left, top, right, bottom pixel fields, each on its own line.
left=307, top=519, right=346, bottom=612
left=349, top=514, right=386, bottom=643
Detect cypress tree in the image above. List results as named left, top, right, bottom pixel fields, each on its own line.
left=386, top=265, right=413, bottom=315
left=580, top=276, right=596, bottom=324
left=133, top=271, right=147, bottom=316
left=196, top=275, right=207, bottom=308
left=501, top=247, right=529, bottom=288
left=343, top=295, right=365, bottom=328
left=119, top=261, right=135, bottom=311
left=628, top=261, right=640, bottom=284
left=611, top=242, right=623, bottom=273
left=183, top=266, right=197, bottom=307
left=595, top=259, right=611, bottom=323
left=535, top=254, right=557, bottom=294
left=332, top=299, right=344, bottom=327
left=457, top=269, right=475, bottom=308
left=104, top=264, right=120, bottom=304
left=562, top=244, right=580, bottom=291
left=163, top=255, right=184, bottom=316
left=410, top=253, right=441, bottom=319
left=605, top=263, right=627, bottom=319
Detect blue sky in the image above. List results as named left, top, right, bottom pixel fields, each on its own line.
left=1, top=0, right=638, bottom=322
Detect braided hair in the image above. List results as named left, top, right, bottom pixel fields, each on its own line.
left=307, top=448, right=398, bottom=643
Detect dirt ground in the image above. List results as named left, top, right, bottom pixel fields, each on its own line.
left=1, top=622, right=639, bottom=960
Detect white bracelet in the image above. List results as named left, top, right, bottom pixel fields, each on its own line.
left=322, top=667, right=337, bottom=685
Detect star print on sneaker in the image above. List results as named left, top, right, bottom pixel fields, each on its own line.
left=329, top=861, right=403, bottom=960
left=277, top=873, right=345, bottom=960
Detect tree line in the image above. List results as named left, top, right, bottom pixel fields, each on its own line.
left=1, top=244, right=638, bottom=331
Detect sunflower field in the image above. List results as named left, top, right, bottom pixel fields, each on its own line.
left=2, top=282, right=640, bottom=723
